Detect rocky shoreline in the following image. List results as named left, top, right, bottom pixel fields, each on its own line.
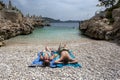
left=0, top=12, right=34, bottom=47
left=80, top=8, right=120, bottom=44
left=0, top=1, right=48, bottom=47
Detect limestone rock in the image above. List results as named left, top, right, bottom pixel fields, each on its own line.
left=80, top=16, right=112, bottom=40
left=106, top=8, right=120, bottom=42
left=0, top=10, right=23, bottom=23
left=112, top=8, right=120, bottom=22
left=0, top=18, right=34, bottom=40
left=0, top=1, right=43, bottom=46
left=80, top=7, right=120, bottom=41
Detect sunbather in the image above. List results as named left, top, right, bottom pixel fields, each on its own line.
left=55, top=44, right=78, bottom=64
left=40, top=46, right=55, bottom=66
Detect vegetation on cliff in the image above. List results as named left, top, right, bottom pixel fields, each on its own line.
left=98, top=0, right=120, bottom=23
left=98, top=0, right=116, bottom=7
left=0, top=1, right=5, bottom=10
left=0, top=0, right=50, bottom=46
left=80, top=0, right=120, bottom=42
left=0, top=1, right=34, bottom=46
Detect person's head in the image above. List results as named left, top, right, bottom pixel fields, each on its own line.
left=43, top=60, right=50, bottom=66
left=63, top=58, right=69, bottom=64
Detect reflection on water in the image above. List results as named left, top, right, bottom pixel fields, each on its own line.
left=7, top=23, right=83, bottom=44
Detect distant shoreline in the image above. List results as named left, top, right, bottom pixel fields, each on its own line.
left=42, top=17, right=81, bottom=23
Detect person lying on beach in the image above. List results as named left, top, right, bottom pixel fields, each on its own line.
left=40, top=46, right=55, bottom=66
left=55, top=44, right=78, bottom=64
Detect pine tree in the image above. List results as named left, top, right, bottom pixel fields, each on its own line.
left=98, top=0, right=116, bottom=8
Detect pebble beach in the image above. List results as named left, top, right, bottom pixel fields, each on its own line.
left=0, top=38, right=120, bottom=80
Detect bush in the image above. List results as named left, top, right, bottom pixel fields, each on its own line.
left=106, top=11, right=112, bottom=19
left=105, top=3, right=120, bottom=24
left=105, top=10, right=114, bottom=24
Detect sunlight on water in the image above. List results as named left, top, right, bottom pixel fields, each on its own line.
left=7, top=23, right=83, bottom=44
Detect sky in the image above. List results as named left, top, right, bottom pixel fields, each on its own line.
left=3, top=0, right=104, bottom=20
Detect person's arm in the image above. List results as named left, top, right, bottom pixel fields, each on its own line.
left=54, top=58, right=63, bottom=63
left=49, top=52, right=55, bottom=60
left=40, top=55, right=44, bottom=60
left=50, top=55, right=55, bottom=60
left=40, top=52, right=44, bottom=60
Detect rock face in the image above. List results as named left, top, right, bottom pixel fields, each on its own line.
left=32, top=20, right=44, bottom=27
left=80, top=8, right=120, bottom=42
left=0, top=9, right=34, bottom=46
left=80, top=15, right=113, bottom=40
left=0, top=18, right=34, bottom=40
left=0, top=1, right=48, bottom=47
left=0, top=10, right=23, bottom=23
left=110, top=8, right=120, bottom=43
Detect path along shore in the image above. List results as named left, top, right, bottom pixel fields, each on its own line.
left=0, top=38, right=120, bottom=80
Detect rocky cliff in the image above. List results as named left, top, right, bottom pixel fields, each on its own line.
left=0, top=14, right=34, bottom=47
left=110, top=8, right=120, bottom=43
left=80, top=8, right=120, bottom=43
left=0, top=1, right=48, bottom=47
left=0, top=2, right=35, bottom=47
left=0, top=10, right=23, bottom=23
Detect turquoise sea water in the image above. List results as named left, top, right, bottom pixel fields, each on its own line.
left=7, top=23, right=83, bottom=44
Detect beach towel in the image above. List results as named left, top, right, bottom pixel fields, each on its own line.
left=29, top=51, right=57, bottom=68
left=29, top=51, right=82, bottom=68
left=55, top=50, right=82, bottom=68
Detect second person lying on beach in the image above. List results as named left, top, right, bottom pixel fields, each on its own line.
left=55, top=44, right=78, bottom=64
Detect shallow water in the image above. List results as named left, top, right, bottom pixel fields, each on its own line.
left=7, top=23, right=84, bottom=44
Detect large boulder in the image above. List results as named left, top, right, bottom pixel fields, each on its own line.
left=0, top=18, right=34, bottom=40
left=112, top=8, right=120, bottom=22
left=80, top=7, right=120, bottom=41
left=110, top=8, right=120, bottom=43
left=106, top=8, right=120, bottom=41
left=80, top=16, right=112, bottom=40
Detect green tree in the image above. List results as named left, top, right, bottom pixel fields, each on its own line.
left=116, top=0, right=120, bottom=7
left=98, top=0, right=116, bottom=8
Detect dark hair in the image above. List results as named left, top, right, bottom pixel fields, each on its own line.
left=63, top=58, right=69, bottom=64
left=43, top=61, right=50, bottom=67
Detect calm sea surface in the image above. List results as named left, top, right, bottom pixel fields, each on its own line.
left=7, top=23, right=83, bottom=44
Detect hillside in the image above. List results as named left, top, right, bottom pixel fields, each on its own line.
left=42, top=17, right=80, bottom=23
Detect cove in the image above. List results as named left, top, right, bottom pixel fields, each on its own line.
left=7, top=23, right=83, bottom=44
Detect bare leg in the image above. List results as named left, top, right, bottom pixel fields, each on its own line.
left=63, top=44, right=69, bottom=50
left=63, top=44, right=67, bottom=48
left=45, top=46, right=51, bottom=52
left=58, top=43, right=62, bottom=51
